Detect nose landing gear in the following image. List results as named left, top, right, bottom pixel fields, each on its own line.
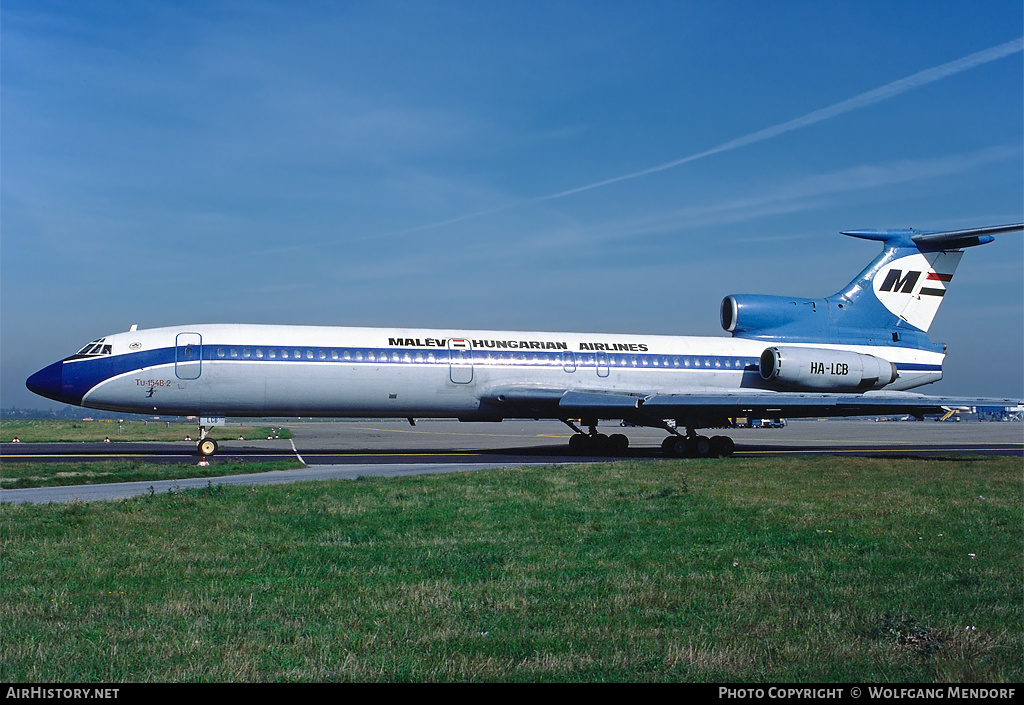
left=198, top=437, right=219, bottom=457
left=196, top=424, right=219, bottom=457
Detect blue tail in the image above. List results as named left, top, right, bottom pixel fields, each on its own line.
left=721, top=224, right=1022, bottom=351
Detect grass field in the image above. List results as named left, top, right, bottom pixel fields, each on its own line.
left=1, top=455, right=1020, bottom=682
left=1, top=460, right=304, bottom=489
left=1, top=418, right=291, bottom=444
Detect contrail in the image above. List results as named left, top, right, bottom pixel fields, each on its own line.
left=541, top=37, right=1024, bottom=200
left=253, top=38, right=1023, bottom=255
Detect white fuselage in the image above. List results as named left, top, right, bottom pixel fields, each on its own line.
left=67, top=323, right=943, bottom=418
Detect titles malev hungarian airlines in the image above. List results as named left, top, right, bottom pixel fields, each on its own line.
left=388, top=337, right=649, bottom=352
left=27, top=224, right=1022, bottom=458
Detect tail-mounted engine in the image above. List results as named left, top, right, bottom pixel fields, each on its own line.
left=721, top=294, right=829, bottom=341
left=759, top=346, right=898, bottom=391
left=721, top=292, right=929, bottom=349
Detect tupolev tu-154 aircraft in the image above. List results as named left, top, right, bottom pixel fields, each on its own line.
left=27, top=224, right=1023, bottom=458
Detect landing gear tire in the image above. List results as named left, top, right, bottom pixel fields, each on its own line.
left=568, top=433, right=587, bottom=453
left=662, top=434, right=734, bottom=458
left=198, top=438, right=219, bottom=457
left=569, top=432, right=629, bottom=456
left=688, top=435, right=712, bottom=458
left=609, top=433, right=629, bottom=456
left=662, top=436, right=688, bottom=458
left=710, top=435, right=735, bottom=458
left=661, top=436, right=677, bottom=456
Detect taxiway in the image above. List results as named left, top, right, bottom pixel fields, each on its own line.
left=2, top=418, right=1020, bottom=504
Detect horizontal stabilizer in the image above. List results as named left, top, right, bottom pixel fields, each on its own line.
left=842, top=223, right=1022, bottom=250
left=910, top=223, right=1023, bottom=248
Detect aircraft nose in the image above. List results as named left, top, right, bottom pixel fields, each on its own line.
left=26, top=360, right=66, bottom=403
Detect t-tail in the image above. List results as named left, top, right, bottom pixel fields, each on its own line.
left=721, top=224, right=1024, bottom=352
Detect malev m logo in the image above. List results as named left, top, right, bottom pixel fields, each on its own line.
left=878, top=269, right=951, bottom=297
left=878, top=269, right=921, bottom=294
left=872, top=250, right=963, bottom=332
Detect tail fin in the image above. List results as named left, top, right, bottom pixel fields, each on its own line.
left=836, top=224, right=1021, bottom=334
left=724, top=224, right=1021, bottom=349
left=870, top=248, right=961, bottom=333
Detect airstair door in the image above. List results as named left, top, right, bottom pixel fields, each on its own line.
left=175, top=332, right=202, bottom=380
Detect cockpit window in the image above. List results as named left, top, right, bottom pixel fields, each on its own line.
left=75, top=339, right=112, bottom=356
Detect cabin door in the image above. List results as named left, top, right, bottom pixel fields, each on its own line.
left=175, top=332, right=203, bottom=380
left=448, top=338, right=474, bottom=384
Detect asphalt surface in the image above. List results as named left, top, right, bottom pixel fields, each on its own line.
left=2, top=418, right=1021, bottom=504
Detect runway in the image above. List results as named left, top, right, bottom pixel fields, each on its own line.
left=4, top=418, right=1022, bottom=463
left=3, top=418, right=1021, bottom=504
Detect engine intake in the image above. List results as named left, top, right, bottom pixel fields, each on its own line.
left=759, top=346, right=898, bottom=391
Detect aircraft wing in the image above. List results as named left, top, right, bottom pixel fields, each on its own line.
left=482, top=387, right=1021, bottom=425
left=640, top=391, right=1021, bottom=418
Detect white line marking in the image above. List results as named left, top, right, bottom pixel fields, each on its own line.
left=290, top=439, right=307, bottom=466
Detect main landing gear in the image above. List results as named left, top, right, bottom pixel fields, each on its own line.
left=562, top=419, right=735, bottom=458
left=661, top=432, right=734, bottom=458
left=564, top=420, right=629, bottom=456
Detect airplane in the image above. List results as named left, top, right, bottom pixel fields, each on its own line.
left=26, top=223, right=1023, bottom=459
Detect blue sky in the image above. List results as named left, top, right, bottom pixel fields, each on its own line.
left=3, top=1, right=1022, bottom=409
